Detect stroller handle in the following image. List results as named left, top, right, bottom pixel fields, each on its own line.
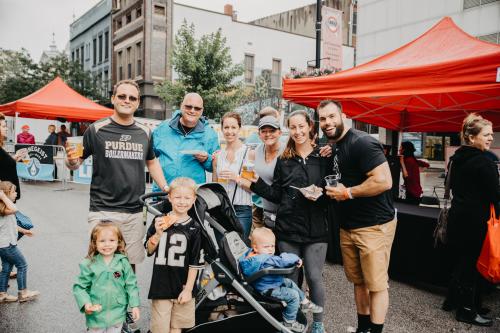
left=139, top=191, right=168, bottom=217
left=245, top=266, right=297, bottom=284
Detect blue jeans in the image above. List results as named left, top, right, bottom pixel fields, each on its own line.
left=269, top=278, right=305, bottom=322
left=234, top=205, right=252, bottom=240
left=0, top=244, right=28, bottom=291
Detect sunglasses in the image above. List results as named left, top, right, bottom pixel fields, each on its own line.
left=116, top=94, right=139, bottom=102
left=183, top=104, right=203, bottom=112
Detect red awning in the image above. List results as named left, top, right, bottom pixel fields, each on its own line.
left=0, top=77, right=113, bottom=122
left=283, top=17, right=500, bottom=132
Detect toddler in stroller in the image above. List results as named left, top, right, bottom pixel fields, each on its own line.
left=141, top=183, right=311, bottom=333
left=239, top=227, right=323, bottom=332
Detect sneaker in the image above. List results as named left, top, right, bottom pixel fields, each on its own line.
left=311, top=321, right=325, bottom=333
left=18, top=290, right=40, bottom=302
left=283, top=320, right=305, bottom=332
left=0, top=292, right=18, bottom=303
left=301, top=300, right=323, bottom=314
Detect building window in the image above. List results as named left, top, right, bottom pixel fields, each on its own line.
left=80, top=46, right=84, bottom=66
left=118, top=51, right=123, bottom=80
left=98, top=34, right=103, bottom=63
left=136, top=7, right=142, bottom=18
left=103, top=70, right=109, bottom=96
left=464, top=0, right=498, bottom=9
left=116, top=18, right=122, bottom=30
left=477, top=31, right=500, bottom=44
left=93, top=38, right=97, bottom=66
left=104, top=31, right=109, bottom=60
left=126, top=12, right=132, bottom=24
left=271, top=58, right=282, bottom=88
left=76, top=49, right=80, bottom=63
left=71, top=51, right=75, bottom=62
left=154, top=5, right=165, bottom=15
left=136, top=42, right=142, bottom=76
left=126, top=47, right=132, bottom=79
left=244, top=54, right=254, bottom=84
left=87, top=43, right=91, bottom=60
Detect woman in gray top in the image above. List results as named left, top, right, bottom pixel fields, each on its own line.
left=252, top=116, right=285, bottom=227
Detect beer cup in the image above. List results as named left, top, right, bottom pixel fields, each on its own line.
left=241, top=163, right=255, bottom=180
left=67, top=137, right=83, bottom=158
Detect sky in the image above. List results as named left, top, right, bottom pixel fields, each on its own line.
left=0, top=0, right=316, bottom=62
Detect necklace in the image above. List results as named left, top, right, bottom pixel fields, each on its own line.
left=180, top=123, right=194, bottom=136
left=265, top=145, right=280, bottom=162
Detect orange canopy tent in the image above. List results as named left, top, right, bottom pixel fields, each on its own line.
left=0, top=77, right=113, bottom=122
left=283, top=17, right=500, bottom=132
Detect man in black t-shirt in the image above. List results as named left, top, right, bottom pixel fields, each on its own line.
left=66, top=79, right=169, bottom=269
left=318, top=100, right=396, bottom=333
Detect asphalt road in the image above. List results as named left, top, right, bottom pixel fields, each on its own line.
left=0, top=182, right=498, bottom=333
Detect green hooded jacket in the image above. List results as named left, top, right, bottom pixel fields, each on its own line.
left=73, top=253, right=140, bottom=328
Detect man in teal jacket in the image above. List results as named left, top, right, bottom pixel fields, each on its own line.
left=152, top=93, right=220, bottom=187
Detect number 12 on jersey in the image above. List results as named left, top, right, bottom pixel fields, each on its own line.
left=155, top=232, right=187, bottom=267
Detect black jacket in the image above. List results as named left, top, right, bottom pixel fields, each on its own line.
left=44, top=132, right=58, bottom=146
left=448, top=145, right=500, bottom=257
left=0, top=148, right=21, bottom=200
left=251, top=150, right=330, bottom=243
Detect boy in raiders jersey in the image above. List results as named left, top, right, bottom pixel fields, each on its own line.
left=145, top=177, right=203, bottom=333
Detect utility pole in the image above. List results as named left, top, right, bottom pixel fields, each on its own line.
left=315, top=0, right=322, bottom=68
left=314, top=0, right=322, bottom=141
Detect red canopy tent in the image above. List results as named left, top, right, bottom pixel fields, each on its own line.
left=283, top=17, right=500, bottom=132
left=0, top=77, right=113, bottom=122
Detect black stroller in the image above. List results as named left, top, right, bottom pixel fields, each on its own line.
left=140, top=183, right=307, bottom=333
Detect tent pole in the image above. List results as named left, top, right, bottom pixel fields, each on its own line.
left=14, top=112, right=18, bottom=144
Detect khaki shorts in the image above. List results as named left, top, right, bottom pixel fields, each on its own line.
left=340, top=219, right=397, bottom=292
left=150, top=298, right=195, bottom=332
left=88, top=211, right=146, bottom=264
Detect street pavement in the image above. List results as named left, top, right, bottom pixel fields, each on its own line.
left=0, top=181, right=498, bottom=333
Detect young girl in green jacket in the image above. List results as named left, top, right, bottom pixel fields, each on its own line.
left=73, top=222, right=140, bottom=333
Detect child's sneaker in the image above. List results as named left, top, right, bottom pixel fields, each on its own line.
left=301, top=300, right=323, bottom=313
left=0, top=292, right=18, bottom=303
left=311, top=321, right=325, bottom=333
left=18, top=290, right=40, bottom=302
left=283, top=320, right=305, bottom=332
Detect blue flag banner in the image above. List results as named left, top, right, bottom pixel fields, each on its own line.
left=15, top=144, right=54, bottom=181
left=73, top=156, right=92, bottom=184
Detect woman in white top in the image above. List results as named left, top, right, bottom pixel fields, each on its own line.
left=212, top=112, right=253, bottom=239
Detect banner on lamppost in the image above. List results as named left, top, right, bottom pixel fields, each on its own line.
left=321, top=6, right=343, bottom=71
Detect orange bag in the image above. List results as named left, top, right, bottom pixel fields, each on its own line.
left=476, top=204, right=500, bottom=283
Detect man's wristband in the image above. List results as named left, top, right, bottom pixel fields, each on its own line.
left=344, top=187, right=353, bottom=200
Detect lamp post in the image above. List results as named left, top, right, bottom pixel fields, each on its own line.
left=315, top=0, right=322, bottom=69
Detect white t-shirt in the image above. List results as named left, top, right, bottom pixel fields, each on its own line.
left=216, top=146, right=252, bottom=206
left=0, top=214, right=17, bottom=248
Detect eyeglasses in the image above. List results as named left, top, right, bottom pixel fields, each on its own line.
left=183, top=104, right=203, bottom=112
left=116, top=94, right=139, bottom=102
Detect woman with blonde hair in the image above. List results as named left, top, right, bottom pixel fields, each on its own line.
left=212, top=112, right=253, bottom=239
left=442, top=113, right=499, bottom=327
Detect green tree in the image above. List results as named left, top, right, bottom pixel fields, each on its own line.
left=155, top=21, right=244, bottom=120
left=0, top=48, right=41, bottom=104
left=0, top=48, right=108, bottom=105
left=39, top=54, right=108, bottom=104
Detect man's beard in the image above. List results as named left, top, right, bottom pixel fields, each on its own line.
left=325, top=120, right=344, bottom=141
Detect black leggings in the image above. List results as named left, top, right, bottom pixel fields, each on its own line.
left=277, top=240, right=327, bottom=322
